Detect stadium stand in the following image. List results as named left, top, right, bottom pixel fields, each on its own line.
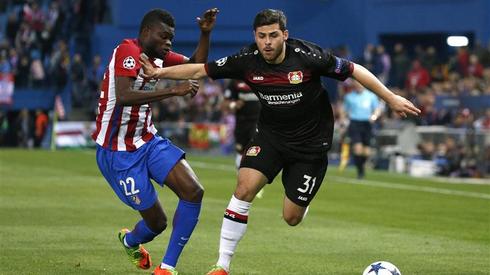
left=0, top=0, right=489, bottom=177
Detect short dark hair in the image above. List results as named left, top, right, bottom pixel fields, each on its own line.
left=139, top=9, right=175, bottom=34
left=253, top=9, right=287, bottom=31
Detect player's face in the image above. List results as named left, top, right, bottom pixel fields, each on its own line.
left=141, top=22, right=175, bottom=59
left=254, top=23, right=288, bottom=64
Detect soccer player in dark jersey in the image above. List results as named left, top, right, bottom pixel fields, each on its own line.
left=92, top=8, right=218, bottom=275
left=139, top=9, right=420, bottom=275
left=223, top=80, right=261, bottom=168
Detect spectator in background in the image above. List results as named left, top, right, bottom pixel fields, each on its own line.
left=423, top=46, right=438, bottom=74
left=87, top=54, right=104, bottom=114
left=15, top=54, right=30, bottom=88
left=474, top=108, right=490, bottom=130
left=391, top=43, right=410, bottom=88
left=406, top=59, right=431, bottom=90
left=6, top=12, right=20, bottom=45
left=362, top=44, right=375, bottom=71
left=70, top=53, right=86, bottom=107
left=468, top=54, right=484, bottom=78
left=456, top=47, right=470, bottom=76
left=34, top=109, right=48, bottom=147
left=373, top=45, right=391, bottom=85
left=30, top=49, right=45, bottom=87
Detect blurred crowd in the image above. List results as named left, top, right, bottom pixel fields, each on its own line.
left=331, top=43, right=490, bottom=177
left=1, top=0, right=489, bottom=176
left=0, top=0, right=107, bottom=109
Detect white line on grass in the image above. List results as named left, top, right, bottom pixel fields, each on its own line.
left=190, top=161, right=490, bottom=200
left=328, top=176, right=490, bottom=200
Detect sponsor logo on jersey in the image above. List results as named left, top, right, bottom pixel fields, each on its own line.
left=123, top=56, right=136, bottom=69
left=252, top=75, right=264, bottom=81
left=288, top=71, right=303, bottom=84
left=246, top=146, right=261, bottom=156
left=258, top=91, right=303, bottom=105
left=216, top=57, right=228, bottom=66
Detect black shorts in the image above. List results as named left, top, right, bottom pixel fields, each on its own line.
left=347, top=120, right=372, bottom=146
left=240, top=133, right=328, bottom=207
left=234, top=121, right=257, bottom=153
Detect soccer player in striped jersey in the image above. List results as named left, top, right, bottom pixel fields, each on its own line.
left=92, top=8, right=218, bottom=275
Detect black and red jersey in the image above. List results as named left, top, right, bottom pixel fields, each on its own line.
left=206, top=38, right=353, bottom=155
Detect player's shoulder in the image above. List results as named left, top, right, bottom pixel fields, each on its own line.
left=287, top=38, right=328, bottom=60
left=229, top=43, right=259, bottom=60
left=116, top=38, right=141, bottom=54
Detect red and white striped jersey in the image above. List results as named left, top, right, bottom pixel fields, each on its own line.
left=92, top=39, right=186, bottom=151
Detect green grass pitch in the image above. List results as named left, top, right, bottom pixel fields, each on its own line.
left=0, top=149, right=489, bottom=274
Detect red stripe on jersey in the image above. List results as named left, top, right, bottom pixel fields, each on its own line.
left=110, top=107, right=124, bottom=150
left=246, top=71, right=312, bottom=85
left=123, top=105, right=140, bottom=151
left=142, top=108, right=153, bottom=142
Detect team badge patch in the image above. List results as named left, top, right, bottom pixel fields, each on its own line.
left=131, top=195, right=141, bottom=205
left=123, top=56, right=136, bottom=69
left=288, top=71, right=303, bottom=84
left=246, top=146, right=261, bottom=156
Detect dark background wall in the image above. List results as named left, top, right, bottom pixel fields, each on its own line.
left=93, top=0, right=490, bottom=62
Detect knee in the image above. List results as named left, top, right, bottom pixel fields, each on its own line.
left=181, top=182, right=204, bottom=203
left=234, top=185, right=256, bottom=202
left=283, top=214, right=303, bottom=226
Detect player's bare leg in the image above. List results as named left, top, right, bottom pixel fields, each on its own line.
left=207, top=168, right=267, bottom=275
left=282, top=196, right=309, bottom=226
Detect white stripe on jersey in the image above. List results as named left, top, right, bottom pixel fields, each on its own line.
left=117, top=106, right=132, bottom=150
left=96, top=47, right=118, bottom=145
left=133, top=106, right=148, bottom=148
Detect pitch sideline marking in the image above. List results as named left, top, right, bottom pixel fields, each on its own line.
left=190, top=161, right=490, bottom=200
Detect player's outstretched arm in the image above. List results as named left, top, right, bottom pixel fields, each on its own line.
left=351, top=63, right=421, bottom=118
left=188, top=8, right=219, bottom=63
left=139, top=53, right=208, bottom=80
left=115, top=76, right=198, bottom=106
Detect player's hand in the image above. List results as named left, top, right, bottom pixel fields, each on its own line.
left=139, top=53, right=158, bottom=79
left=387, top=94, right=421, bottom=118
left=173, top=80, right=199, bottom=97
left=197, top=8, right=219, bottom=33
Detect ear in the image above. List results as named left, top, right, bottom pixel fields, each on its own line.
left=140, top=25, right=151, bottom=39
left=283, top=29, right=289, bottom=40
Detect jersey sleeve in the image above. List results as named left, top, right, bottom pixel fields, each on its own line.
left=205, top=51, right=248, bottom=80
left=114, top=43, right=141, bottom=78
left=312, top=50, right=354, bottom=81
left=164, top=51, right=187, bottom=67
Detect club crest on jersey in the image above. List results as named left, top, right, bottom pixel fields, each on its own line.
left=123, top=56, right=136, bottom=69
left=288, top=71, right=303, bottom=84
left=131, top=195, right=141, bottom=205
left=246, top=146, right=261, bottom=156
